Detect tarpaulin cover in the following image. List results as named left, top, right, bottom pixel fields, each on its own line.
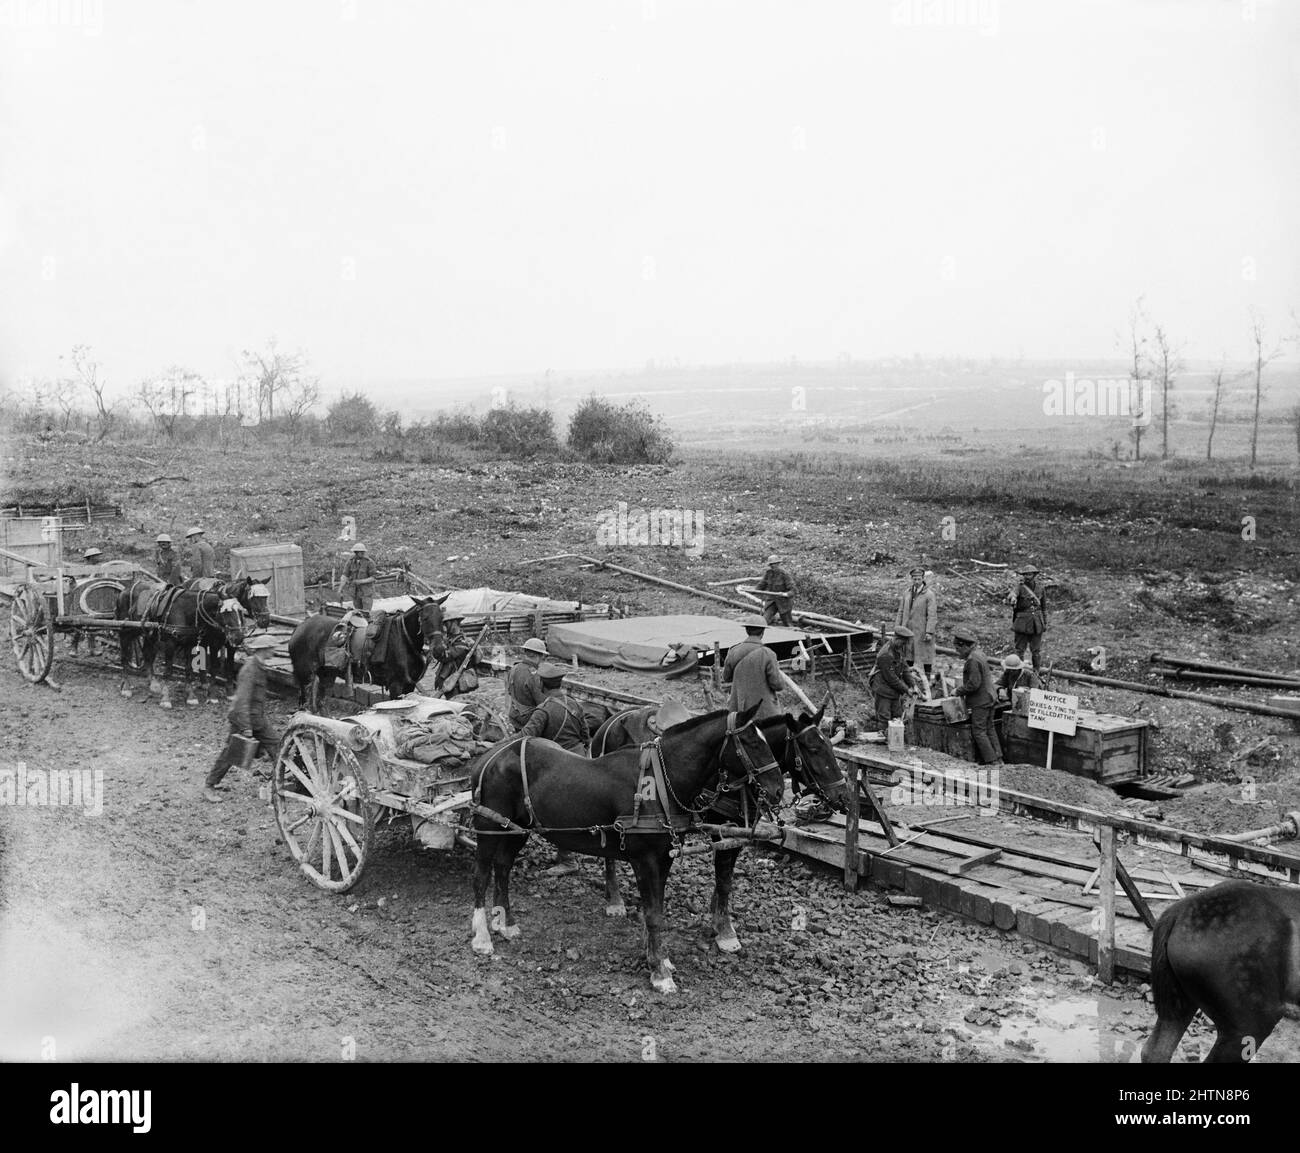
left=366, top=587, right=588, bottom=618
left=543, top=614, right=810, bottom=668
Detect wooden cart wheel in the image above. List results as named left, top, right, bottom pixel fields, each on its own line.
left=9, top=584, right=55, bottom=683
left=272, top=722, right=375, bottom=892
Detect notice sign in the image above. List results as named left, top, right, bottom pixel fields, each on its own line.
left=1026, top=689, right=1079, bottom=736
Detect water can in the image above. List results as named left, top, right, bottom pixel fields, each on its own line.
left=887, top=718, right=905, bottom=752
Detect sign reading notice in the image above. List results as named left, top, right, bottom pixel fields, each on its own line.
left=1026, top=689, right=1079, bottom=736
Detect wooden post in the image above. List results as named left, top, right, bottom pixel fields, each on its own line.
left=844, top=765, right=861, bottom=889
left=1098, top=824, right=1116, bottom=984
left=843, top=635, right=852, bottom=681
left=712, top=640, right=722, bottom=690
left=1045, top=729, right=1055, bottom=772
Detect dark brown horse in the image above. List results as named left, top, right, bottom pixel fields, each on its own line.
left=287, top=598, right=443, bottom=712
left=115, top=578, right=248, bottom=707
left=593, top=700, right=849, bottom=950
left=469, top=704, right=784, bottom=992
left=1143, top=880, right=1300, bottom=1062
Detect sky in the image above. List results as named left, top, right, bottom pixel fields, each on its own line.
left=1, top=0, right=1297, bottom=400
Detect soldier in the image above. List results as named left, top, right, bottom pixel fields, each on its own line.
left=868, top=626, right=920, bottom=734
left=1010, top=563, right=1048, bottom=671
left=83, top=546, right=104, bottom=567
left=520, top=663, right=592, bottom=877
left=506, top=637, right=547, bottom=730
left=70, top=548, right=107, bottom=655
left=754, top=554, right=795, bottom=627
left=895, top=566, right=938, bottom=682
left=953, top=627, right=1002, bottom=765
left=341, top=543, right=377, bottom=613
left=203, top=636, right=280, bottom=802
left=996, top=653, right=1042, bottom=701
left=154, top=533, right=182, bottom=585
left=721, top=615, right=784, bottom=720
left=185, top=525, right=216, bottom=580
left=433, top=613, right=476, bottom=698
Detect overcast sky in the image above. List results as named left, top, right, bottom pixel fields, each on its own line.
left=1, top=0, right=1297, bottom=396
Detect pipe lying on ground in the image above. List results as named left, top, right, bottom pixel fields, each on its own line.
left=1218, top=811, right=1300, bottom=844
left=1164, top=670, right=1300, bottom=690
left=1150, top=652, right=1300, bottom=681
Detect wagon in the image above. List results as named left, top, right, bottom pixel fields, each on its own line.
left=271, top=698, right=484, bottom=892
left=6, top=564, right=150, bottom=683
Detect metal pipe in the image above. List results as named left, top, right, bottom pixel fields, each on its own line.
left=1150, top=652, right=1300, bottom=681
left=1218, top=811, right=1300, bottom=844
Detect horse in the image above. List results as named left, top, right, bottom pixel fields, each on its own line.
left=1142, top=880, right=1300, bottom=1063
left=287, top=597, right=443, bottom=712
left=469, top=703, right=785, bottom=993
left=180, top=575, right=273, bottom=692
left=592, top=699, right=849, bottom=951
left=115, top=577, right=248, bottom=707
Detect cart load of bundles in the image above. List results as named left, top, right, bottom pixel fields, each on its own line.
left=390, top=712, right=486, bottom=766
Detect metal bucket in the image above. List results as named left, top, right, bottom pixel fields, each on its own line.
left=224, top=732, right=259, bottom=770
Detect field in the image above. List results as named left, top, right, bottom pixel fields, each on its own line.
left=1, top=396, right=1299, bottom=1062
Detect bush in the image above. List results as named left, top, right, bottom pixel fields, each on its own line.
left=327, top=391, right=379, bottom=440
left=480, top=404, right=557, bottom=456
left=567, top=395, right=674, bottom=464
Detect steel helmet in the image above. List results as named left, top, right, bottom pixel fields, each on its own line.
left=522, top=638, right=547, bottom=655
left=156, top=533, right=172, bottom=545
left=351, top=543, right=367, bottom=552
left=742, top=614, right=767, bottom=630
left=185, top=526, right=203, bottom=538
left=83, top=547, right=103, bottom=561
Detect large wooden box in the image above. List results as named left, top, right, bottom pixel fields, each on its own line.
left=229, top=543, right=305, bottom=617
left=0, top=516, right=60, bottom=577
left=1001, top=710, right=1148, bottom=784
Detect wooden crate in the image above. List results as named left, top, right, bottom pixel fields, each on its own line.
left=229, top=544, right=305, bottom=617
left=1002, top=710, right=1149, bottom=784
left=906, top=712, right=975, bottom=760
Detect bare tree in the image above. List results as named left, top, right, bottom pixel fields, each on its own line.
left=241, top=337, right=314, bottom=423
left=66, top=344, right=119, bottom=443
left=51, top=377, right=79, bottom=432
left=1120, top=297, right=1149, bottom=460
left=1150, top=323, right=1184, bottom=459
left=136, top=366, right=200, bottom=441
left=1247, top=308, right=1284, bottom=468
left=282, top=375, right=322, bottom=441
left=1207, top=356, right=1228, bottom=461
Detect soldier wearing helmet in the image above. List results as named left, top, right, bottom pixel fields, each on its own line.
left=753, top=553, right=795, bottom=627
left=506, top=637, right=548, bottom=730
left=433, top=612, right=477, bottom=698
left=1010, top=563, right=1048, bottom=671
left=154, top=533, right=182, bottom=585
left=340, top=542, right=377, bottom=613
left=184, top=525, right=216, bottom=580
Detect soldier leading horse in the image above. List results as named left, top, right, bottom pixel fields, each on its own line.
left=469, top=704, right=785, bottom=993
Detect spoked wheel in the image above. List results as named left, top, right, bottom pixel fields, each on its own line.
left=9, top=584, right=55, bottom=683
left=272, top=722, right=375, bottom=892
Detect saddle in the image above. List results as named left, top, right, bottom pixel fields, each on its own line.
left=324, top=610, right=370, bottom=672
left=188, top=577, right=223, bottom=594
left=645, top=696, right=691, bottom=735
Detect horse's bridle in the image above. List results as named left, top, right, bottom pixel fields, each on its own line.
left=195, top=590, right=246, bottom=647
left=782, top=722, right=844, bottom=807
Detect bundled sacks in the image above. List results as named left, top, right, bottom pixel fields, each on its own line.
left=392, top=713, right=480, bottom=765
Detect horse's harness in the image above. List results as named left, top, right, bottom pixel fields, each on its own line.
left=475, top=712, right=783, bottom=853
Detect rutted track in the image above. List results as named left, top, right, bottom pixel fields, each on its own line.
left=0, top=648, right=1264, bottom=1063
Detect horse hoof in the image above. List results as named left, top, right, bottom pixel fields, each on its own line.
left=160, top=700, right=172, bottom=710
left=120, top=689, right=132, bottom=699
left=605, top=902, right=627, bottom=918
left=489, top=906, right=506, bottom=933
left=471, top=909, right=495, bottom=955
left=207, top=698, right=221, bottom=705
left=715, top=931, right=742, bottom=953
left=186, top=697, right=199, bottom=707
left=650, top=971, right=678, bottom=995
left=499, top=923, right=520, bottom=940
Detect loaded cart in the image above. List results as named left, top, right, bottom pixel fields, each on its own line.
left=271, top=696, right=489, bottom=892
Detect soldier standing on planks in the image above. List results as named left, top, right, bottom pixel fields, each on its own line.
left=341, top=542, right=377, bottom=613
left=154, top=533, right=182, bottom=585
left=754, top=554, right=795, bottom=627
left=1010, top=563, right=1048, bottom=671
left=868, top=626, right=921, bottom=734
left=953, top=627, right=1003, bottom=766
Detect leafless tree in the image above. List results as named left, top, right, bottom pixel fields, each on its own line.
left=282, top=375, right=322, bottom=441
left=50, top=377, right=79, bottom=432
left=136, top=366, right=201, bottom=441
left=241, top=337, right=314, bottom=423
left=1150, top=323, right=1184, bottom=460
left=1247, top=308, right=1284, bottom=468
left=1119, top=297, right=1149, bottom=460
left=1206, top=357, right=1229, bottom=461
left=66, top=344, right=119, bottom=443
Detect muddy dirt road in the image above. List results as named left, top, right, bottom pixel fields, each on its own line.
left=1, top=651, right=1285, bottom=1064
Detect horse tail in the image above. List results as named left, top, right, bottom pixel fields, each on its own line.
left=1149, top=898, right=1192, bottom=1022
